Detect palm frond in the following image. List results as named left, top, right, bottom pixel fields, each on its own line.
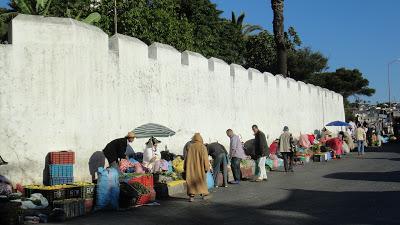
left=82, top=12, right=101, bottom=24
left=231, top=11, right=236, bottom=24
left=236, top=12, right=245, bottom=26
left=15, top=0, right=33, bottom=14
left=42, top=0, right=53, bottom=16
left=243, top=24, right=263, bottom=36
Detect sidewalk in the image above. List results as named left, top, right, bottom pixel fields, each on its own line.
left=54, top=142, right=400, bottom=225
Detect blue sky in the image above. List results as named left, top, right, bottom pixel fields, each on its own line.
left=1, top=0, right=399, bottom=103
left=212, top=0, right=400, bottom=103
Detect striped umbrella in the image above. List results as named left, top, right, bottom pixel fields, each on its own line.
left=133, top=123, right=176, bottom=138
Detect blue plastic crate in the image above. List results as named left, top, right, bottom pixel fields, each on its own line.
left=49, top=164, right=73, bottom=177
left=50, top=177, right=74, bottom=185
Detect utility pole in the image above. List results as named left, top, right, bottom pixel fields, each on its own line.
left=114, top=0, right=117, bottom=34
left=388, top=59, right=400, bottom=109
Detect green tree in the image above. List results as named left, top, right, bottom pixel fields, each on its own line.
left=307, top=68, right=375, bottom=99
left=244, top=30, right=277, bottom=73
left=214, top=19, right=245, bottom=64
left=287, top=47, right=328, bottom=81
left=271, top=0, right=287, bottom=76
left=179, top=0, right=222, bottom=57
left=96, top=0, right=194, bottom=52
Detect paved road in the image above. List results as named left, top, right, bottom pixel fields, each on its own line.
left=59, top=142, right=400, bottom=225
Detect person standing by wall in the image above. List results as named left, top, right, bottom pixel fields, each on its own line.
left=184, top=133, right=210, bottom=202
left=279, top=126, right=294, bottom=172
left=102, top=131, right=136, bottom=170
left=355, top=123, right=367, bottom=155
left=226, top=129, right=246, bottom=184
left=205, top=142, right=228, bottom=188
left=252, top=125, right=269, bottom=182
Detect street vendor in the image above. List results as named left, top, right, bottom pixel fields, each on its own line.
left=102, top=131, right=136, bottom=169
left=320, top=127, right=332, bottom=142
left=205, top=142, right=229, bottom=188
left=143, top=137, right=162, bottom=172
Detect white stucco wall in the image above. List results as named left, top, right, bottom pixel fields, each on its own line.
left=0, top=15, right=345, bottom=184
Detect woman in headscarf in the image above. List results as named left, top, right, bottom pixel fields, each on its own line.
left=184, top=133, right=210, bottom=202
left=143, top=137, right=162, bottom=172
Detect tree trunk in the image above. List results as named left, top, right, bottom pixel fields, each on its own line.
left=271, top=0, right=287, bottom=76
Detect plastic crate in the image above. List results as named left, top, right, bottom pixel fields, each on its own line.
left=49, top=164, right=73, bottom=177
left=50, top=151, right=75, bottom=164
left=50, top=177, right=74, bottom=185
left=65, top=186, right=82, bottom=199
left=25, top=187, right=66, bottom=203
left=53, top=199, right=85, bottom=218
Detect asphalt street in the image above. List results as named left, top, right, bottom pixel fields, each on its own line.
left=56, top=142, right=400, bottom=225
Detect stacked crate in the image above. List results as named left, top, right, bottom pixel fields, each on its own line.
left=49, top=151, right=75, bottom=185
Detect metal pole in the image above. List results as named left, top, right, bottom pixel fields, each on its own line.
left=114, top=0, right=117, bottom=34
left=388, top=62, right=391, bottom=108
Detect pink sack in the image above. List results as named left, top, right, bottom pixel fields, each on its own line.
left=299, top=134, right=311, bottom=148
left=119, top=159, right=135, bottom=172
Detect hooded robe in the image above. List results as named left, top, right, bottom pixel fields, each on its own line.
left=184, top=133, right=210, bottom=195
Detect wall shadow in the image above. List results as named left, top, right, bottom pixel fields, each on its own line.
left=88, top=151, right=105, bottom=182
left=365, top=142, right=400, bottom=154
left=42, top=153, right=50, bottom=185
left=323, top=171, right=400, bottom=182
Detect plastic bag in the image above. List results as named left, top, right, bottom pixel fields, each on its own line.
left=172, top=158, right=184, bottom=174
left=18, top=193, right=49, bottom=209
left=266, top=157, right=283, bottom=170
left=342, top=142, right=350, bottom=154
left=206, top=171, right=214, bottom=189
left=95, top=167, right=120, bottom=210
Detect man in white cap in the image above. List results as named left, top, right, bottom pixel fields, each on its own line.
left=103, top=131, right=136, bottom=169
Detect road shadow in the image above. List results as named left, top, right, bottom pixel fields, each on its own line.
left=65, top=188, right=400, bottom=225
left=260, top=189, right=400, bottom=225
left=323, top=171, right=400, bottom=182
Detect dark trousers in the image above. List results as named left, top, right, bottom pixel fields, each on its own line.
left=231, top=157, right=241, bottom=181
left=213, top=154, right=228, bottom=186
left=282, top=152, right=294, bottom=172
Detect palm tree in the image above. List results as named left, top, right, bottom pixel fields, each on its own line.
left=271, top=0, right=287, bottom=76
left=231, top=11, right=262, bottom=36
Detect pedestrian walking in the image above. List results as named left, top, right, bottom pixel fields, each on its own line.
left=355, top=123, right=367, bottom=155
left=184, top=133, right=211, bottom=202
left=226, top=129, right=246, bottom=184
left=279, top=126, right=294, bottom=172
left=205, top=142, right=228, bottom=188
left=252, top=125, right=269, bottom=182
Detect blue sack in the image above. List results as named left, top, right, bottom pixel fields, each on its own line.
left=206, top=171, right=214, bottom=189
left=95, top=167, right=120, bottom=210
